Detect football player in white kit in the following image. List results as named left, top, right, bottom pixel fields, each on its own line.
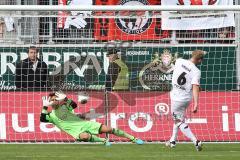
left=166, top=50, right=204, bottom=151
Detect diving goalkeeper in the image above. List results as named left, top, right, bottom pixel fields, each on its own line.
left=40, top=92, right=144, bottom=146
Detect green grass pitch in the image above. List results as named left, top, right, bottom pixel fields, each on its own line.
left=0, top=143, right=240, bottom=160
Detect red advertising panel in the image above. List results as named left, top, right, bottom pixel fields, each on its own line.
left=108, top=92, right=240, bottom=141
left=0, top=92, right=239, bottom=142
left=94, top=0, right=169, bottom=40
left=0, top=92, right=105, bottom=142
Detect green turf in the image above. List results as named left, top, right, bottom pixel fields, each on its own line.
left=0, top=143, right=239, bottom=160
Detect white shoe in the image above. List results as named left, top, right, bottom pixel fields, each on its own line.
left=165, top=141, right=176, bottom=148
left=195, top=140, right=203, bottom=151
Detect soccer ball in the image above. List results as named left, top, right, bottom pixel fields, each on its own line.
left=78, top=92, right=89, bottom=104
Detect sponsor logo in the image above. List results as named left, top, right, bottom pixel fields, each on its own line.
left=0, top=92, right=240, bottom=141
left=115, top=0, right=152, bottom=35
left=183, top=51, right=207, bottom=55
left=139, top=49, right=178, bottom=91
left=126, top=50, right=150, bottom=56
left=155, top=103, right=169, bottom=116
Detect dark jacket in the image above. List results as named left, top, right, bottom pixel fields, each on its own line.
left=15, top=58, right=48, bottom=90
left=105, top=61, right=121, bottom=91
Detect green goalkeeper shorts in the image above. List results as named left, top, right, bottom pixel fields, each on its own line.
left=59, top=120, right=102, bottom=140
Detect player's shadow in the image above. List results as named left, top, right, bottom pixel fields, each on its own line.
left=79, top=91, right=119, bottom=117
left=80, top=91, right=168, bottom=119
left=47, top=55, right=169, bottom=118
left=116, top=91, right=168, bottom=106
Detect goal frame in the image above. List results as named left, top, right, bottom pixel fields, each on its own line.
left=0, top=4, right=239, bottom=143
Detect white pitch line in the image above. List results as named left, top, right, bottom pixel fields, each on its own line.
left=143, top=155, right=209, bottom=157
left=229, top=151, right=240, bottom=153
left=15, top=155, right=72, bottom=158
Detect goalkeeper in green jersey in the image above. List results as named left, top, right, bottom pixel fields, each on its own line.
left=40, top=92, right=144, bottom=146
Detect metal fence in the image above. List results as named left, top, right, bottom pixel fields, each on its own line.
left=0, top=0, right=237, bottom=45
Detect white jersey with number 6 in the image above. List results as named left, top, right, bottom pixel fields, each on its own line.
left=170, top=58, right=201, bottom=102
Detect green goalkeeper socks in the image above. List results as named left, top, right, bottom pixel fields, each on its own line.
left=112, top=128, right=135, bottom=141
left=89, top=135, right=106, bottom=143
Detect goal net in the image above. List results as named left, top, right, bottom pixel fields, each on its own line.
left=0, top=0, right=239, bottom=143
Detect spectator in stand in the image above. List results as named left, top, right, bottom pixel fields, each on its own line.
left=105, top=48, right=129, bottom=91
left=15, top=46, right=48, bottom=91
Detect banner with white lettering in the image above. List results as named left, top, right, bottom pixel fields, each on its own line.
left=0, top=91, right=239, bottom=142
left=161, top=0, right=235, bottom=30
left=0, top=47, right=236, bottom=91
left=57, top=0, right=93, bottom=29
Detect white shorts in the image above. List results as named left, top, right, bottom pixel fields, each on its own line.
left=171, top=100, right=190, bottom=121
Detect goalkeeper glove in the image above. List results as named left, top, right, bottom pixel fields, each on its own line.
left=55, top=92, right=67, bottom=101
left=42, top=96, right=53, bottom=107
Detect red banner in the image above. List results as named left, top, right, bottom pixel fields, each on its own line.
left=0, top=91, right=239, bottom=142
left=57, top=0, right=67, bottom=28
left=94, top=0, right=169, bottom=40
left=57, top=0, right=169, bottom=39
